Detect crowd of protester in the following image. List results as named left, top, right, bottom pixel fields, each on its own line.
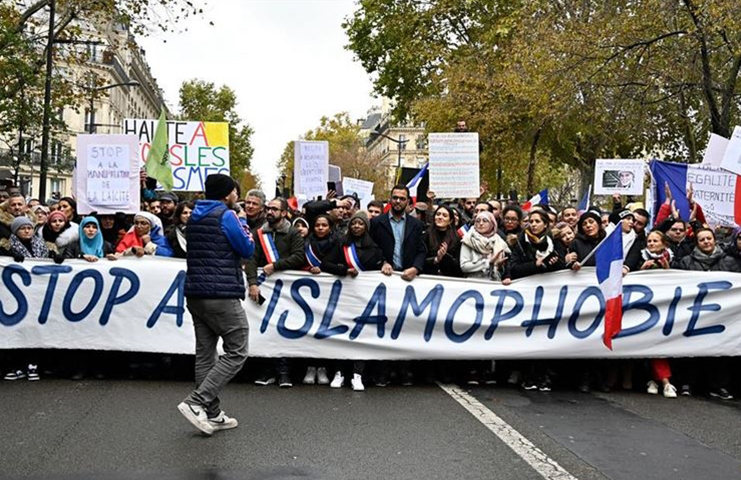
left=1, top=177, right=740, bottom=401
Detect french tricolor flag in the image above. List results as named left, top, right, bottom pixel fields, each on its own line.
left=407, top=162, right=429, bottom=202
left=595, top=225, right=624, bottom=350
left=577, top=186, right=591, bottom=215
left=522, top=189, right=548, bottom=212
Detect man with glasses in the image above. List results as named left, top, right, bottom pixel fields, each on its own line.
left=370, top=184, right=426, bottom=386
left=245, top=197, right=305, bottom=388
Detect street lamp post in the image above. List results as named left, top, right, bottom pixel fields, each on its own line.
left=369, top=125, right=408, bottom=172
left=88, top=77, right=140, bottom=134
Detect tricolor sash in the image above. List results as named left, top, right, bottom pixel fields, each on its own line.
left=343, top=243, right=365, bottom=272
left=457, top=224, right=471, bottom=238
left=257, top=228, right=280, bottom=264
left=305, top=243, right=322, bottom=268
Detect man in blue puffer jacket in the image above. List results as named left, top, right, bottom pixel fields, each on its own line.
left=177, top=173, right=255, bottom=436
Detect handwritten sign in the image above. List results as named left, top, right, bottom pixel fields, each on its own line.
left=75, top=134, right=140, bottom=214
left=342, top=177, right=374, bottom=201
left=294, top=141, right=329, bottom=204
left=124, top=118, right=230, bottom=191
left=428, top=133, right=480, bottom=197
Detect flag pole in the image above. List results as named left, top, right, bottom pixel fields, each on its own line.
left=578, top=226, right=622, bottom=266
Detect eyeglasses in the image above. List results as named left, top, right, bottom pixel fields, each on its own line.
left=266, top=206, right=282, bottom=212
left=503, top=217, right=519, bottom=222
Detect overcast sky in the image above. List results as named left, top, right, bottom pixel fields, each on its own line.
left=138, top=0, right=376, bottom=192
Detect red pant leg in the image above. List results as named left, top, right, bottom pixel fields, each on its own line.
left=651, top=358, right=671, bottom=381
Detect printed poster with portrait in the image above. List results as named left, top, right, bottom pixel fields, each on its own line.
left=594, top=159, right=645, bottom=196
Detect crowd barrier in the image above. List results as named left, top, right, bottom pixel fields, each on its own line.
left=1, top=258, right=740, bottom=359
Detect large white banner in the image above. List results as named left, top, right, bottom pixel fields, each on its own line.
left=2, top=258, right=741, bottom=359
left=428, top=133, right=480, bottom=198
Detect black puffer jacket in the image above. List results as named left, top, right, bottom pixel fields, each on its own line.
left=673, top=247, right=740, bottom=272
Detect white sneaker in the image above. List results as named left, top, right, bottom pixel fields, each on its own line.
left=27, top=364, right=40, bottom=381
left=351, top=374, right=365, bottom=391
left=330, top=371, right=344, bottom=388
left=316, top=367, right=330, bottom=385
left=177, top=402, right=214, bottom=435
left=4, top=369, right=26, bottom=381
left=303, top=366, right=317, bottom=385
left=647, top=380, right=659, bottom=395
left=663, top=383, right=677, bottom=398
left=208, top=412, right=239, bottom=431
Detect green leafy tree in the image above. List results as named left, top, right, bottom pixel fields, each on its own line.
left=177, top=79, right=257, bottom=190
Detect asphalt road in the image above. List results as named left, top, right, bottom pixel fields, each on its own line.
left=1, top=379, right=740, bottom=480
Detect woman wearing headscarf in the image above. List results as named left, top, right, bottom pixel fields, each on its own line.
left=64, top=216, right=116, bottom=261
left=40, top=210, right=79, bottom=255
left=115, top=211, right=174, bottom=257
left=165, top=201, right=194, bottom=259
left=30, top=204, right=49, bottom=235
left=320, top=211, right=385, bottom=392
left=424, top=205, right=463, bottom=277
left=292, top=217, right=310, bottom=239
left=0, top=217, right=63, bottom=382
left=458, top=210, right=509, bottom=385
left=460, top=210, right=509, bottom=281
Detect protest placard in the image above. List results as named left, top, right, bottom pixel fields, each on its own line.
left=428, top=133, right=480, bottom=198
left=75, top=134, right=140, bottom=214
left=594, top=159, right=645, bottom=196
left=342, top=177, right=374, bottom=202
left=702, top=133, right=729, bottom=167
left=687, top=164, right=738, bottom=227
left=123, top=118, right=230, bottom=191
left=294, top=141, right=329, bottom=204
left=720, top=126, right=741, bottom=176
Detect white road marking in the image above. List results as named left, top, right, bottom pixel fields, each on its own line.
left=437, top=383, right=578, bottom=480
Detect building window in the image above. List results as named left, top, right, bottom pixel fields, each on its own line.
left=399, top=134, right=407, bottom=151
left=416, top=137, right=427, bottom=150
left=22, top=138, right=34, bottom=154
left=50, top=178, right=64, bottom=197
left=51, top=141, right=63, bottom=164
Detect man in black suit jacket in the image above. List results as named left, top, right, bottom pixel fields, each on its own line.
left=370, top=184, right=426, bottom=281
left=369, top=184, right=426, bottom=387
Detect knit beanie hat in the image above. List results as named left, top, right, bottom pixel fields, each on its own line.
left=608, top=208, right=634, bottom=226
left=350, top=210, right=370, bottom=231
left=204, top=174, right=235, bottom=200
left=11, top=216, right=33, bottom=235
left=577, top=209, right=602, bottom=235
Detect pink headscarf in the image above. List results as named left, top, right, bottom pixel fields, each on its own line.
left=473, top=211, right=497, bottom=237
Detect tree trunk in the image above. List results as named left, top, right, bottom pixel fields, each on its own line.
left=527, top=127, right=542, bottom=197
